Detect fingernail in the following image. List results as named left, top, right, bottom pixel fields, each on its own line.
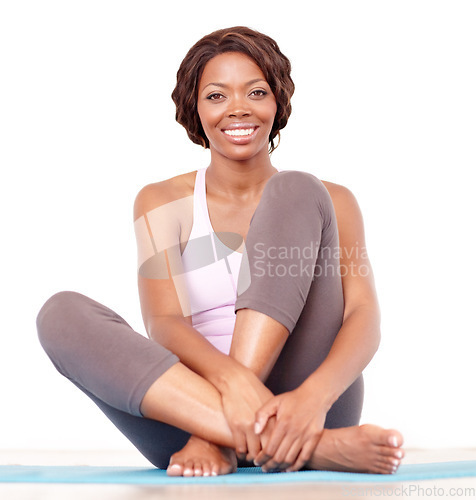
left=395, top=450, right=403, bottom=458
left=254, top=422, right=261, bottom=434
left=392, top=459, right=399, bottom=466
left=211, top=471, right=218, bottom=476
left=390, top=435, right=399, bottom=447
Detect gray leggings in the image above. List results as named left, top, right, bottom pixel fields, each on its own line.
left=37, top=170, right=363, bottom=468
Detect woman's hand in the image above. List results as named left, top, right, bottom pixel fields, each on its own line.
left=253, top=384, right=329, bottom=472
left=218, top=363, right=274, bottom=462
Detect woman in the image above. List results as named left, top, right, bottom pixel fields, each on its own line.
left=37, top=26, right=404, bottom=477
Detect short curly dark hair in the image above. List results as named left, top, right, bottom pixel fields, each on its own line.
left=171, top=26, right=294, bottom=153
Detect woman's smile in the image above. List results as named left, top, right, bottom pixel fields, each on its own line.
left=221, top=123, right=259, bottom=144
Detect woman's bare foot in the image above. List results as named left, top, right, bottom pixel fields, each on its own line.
left=167, top=435, right=237, bottom=477
left=308, top=424, right=405, bottom=474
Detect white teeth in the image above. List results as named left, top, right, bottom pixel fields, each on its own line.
left=224, top=128, right=255, bottom=137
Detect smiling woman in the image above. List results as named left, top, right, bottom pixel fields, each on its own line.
left=36, top=26, right=404, bottom=478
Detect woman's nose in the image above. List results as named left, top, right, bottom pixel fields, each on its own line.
left=227, top=95, right=251, bottom=118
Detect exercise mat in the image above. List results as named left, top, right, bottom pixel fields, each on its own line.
left=1, top=461, right=476, bottom=484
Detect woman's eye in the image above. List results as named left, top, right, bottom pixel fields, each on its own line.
left=250, top=89, right=267, bottom=97
left=206, top=93, right=224, bottom=101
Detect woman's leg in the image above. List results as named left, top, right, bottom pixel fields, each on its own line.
left=232, top=171, right=403, bottom=473
left=36, top=291, right=235, bottom=469
left=233, top=169, right=362, bottom=425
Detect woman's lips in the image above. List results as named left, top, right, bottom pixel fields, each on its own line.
left=221, top=125, right=259, bottom=144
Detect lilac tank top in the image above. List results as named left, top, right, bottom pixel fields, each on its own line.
left=180, top=167, right=243, bottom=354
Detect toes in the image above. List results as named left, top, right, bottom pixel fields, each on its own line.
left=182, top=459, right=195, bottom=477
left=375, top=456, right=401, bottom=474
left=369, top=462, right=394, bottom=475
left=202, top=461, right=212, bottom=477
left=378, top=445, right=405, bottom=460
left=375, top=449, right=402, bottom=472
left=211, top=463, right=219, bottom=476
left=167, top=439, right=235, bottom=477
left=361, top=424, right=404, bottom=450
left=166, top=463, right=183, bottom=477
left=386, top=428, right=404, bottom=448
left=193, top=462, right=203, bottom=477
left=385, top=462, right=400, bottom=474
left=377, top=464, right=396, bottom=474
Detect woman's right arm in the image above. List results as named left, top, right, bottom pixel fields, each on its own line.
left=134, top=181, right=273, bottom=459
left=134, top=181, right=239, bottom=385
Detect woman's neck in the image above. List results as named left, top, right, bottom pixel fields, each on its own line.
left=206, top=151, right=278, bottom=201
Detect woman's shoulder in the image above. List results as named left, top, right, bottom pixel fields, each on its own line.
left=321, top=179, right=355, bottom=200
left=133, top=170, right=197, bottom=220
left=321, top=180, right=363, bottom=224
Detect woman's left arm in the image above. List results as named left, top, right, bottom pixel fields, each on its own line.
left=254, top=183, right=381, bottom=471
left=301, top=182, right=381, bottom=406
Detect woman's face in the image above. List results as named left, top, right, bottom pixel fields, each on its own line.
left=197, top=52, right=277, bottom=162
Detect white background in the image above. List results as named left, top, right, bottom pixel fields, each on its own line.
left=1, top=0, right=475, bottom=454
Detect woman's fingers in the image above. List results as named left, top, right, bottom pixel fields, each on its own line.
left=254, top=419, right=287, bottom=466
left=245, top=429, right=262, bottom=462
left=257, top=420, right=324, bottom=472
left=286, top=434, right=320, bottom=472
left=280, top=437, right=304, bottom=470
left=231, top=419, right=263, bottom=461
left=261, top=431, right=299, bottom=471
left=231, top=428, right=248, bottom=460
left=254, top=398, right=279, bottom=434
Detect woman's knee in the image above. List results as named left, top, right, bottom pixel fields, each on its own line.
left=36, top=290, right=88, bottom=353
left=269, top=170, right=326, bottom=192
left=265, top=170, right=332, bottom=209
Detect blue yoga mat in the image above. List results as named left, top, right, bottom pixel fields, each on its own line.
left=1, top=462, right=476, bottom=484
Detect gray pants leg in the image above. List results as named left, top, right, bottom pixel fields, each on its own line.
left=235, top=170, right=364, bottom=428
left=37, top=291, right=188, bottom=468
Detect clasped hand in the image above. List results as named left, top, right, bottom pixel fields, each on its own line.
left=219, top=367, right=326, bottom=472
left=253, top=385, right=327, bottom=472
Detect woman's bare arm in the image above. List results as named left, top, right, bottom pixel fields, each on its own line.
left=134, top=180, right=248, bottom=388
left=300, top=182, right=381, bottom=405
